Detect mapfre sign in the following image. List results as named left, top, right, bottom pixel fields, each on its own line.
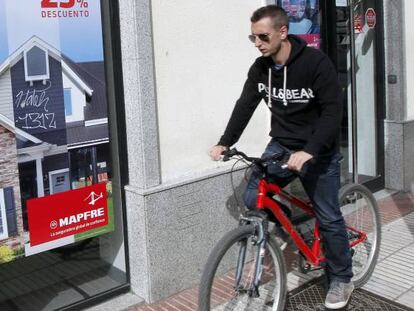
left=27, top=183, right=108, bottom=246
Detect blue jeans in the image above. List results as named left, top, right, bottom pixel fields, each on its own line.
left=243, top=139, right=353, bottom=283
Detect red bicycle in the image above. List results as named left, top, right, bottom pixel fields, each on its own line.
left=198, top=148, right=381, bottom=311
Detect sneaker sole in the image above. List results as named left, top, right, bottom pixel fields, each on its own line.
left=324, top=296, right=352, bottom=309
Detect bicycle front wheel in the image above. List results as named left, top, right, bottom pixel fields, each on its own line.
left=339, top=183, right=381, bottom=288
left=198, top=224, right=287, bottom=311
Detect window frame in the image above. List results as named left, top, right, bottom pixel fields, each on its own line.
left=64, top=88, right=73, bottom=116
left=0, top=189, right=9, bottom=240
left=23, top=45, right=50, bottom=83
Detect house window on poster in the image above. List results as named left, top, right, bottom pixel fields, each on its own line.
left=24, top=45, right=50, bottom=82
left=64, top=88, right=73, bottom=116
left=0, top=189, right=9, bottom=240
left=278, top=0, right=321, bottom=49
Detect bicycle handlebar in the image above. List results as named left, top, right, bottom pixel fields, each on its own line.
left=222, top=148, right=289, bottom=169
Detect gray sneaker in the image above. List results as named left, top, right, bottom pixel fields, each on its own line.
left=324, top=280, right=354, bottom=309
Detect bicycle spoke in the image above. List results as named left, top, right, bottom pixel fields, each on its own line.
left=199, top=226, right=286, bottom=311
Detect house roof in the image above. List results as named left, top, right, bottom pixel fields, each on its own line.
left=62, top=59, right=109, bottom=146
left=66, top=121, right=108, bottom=148
left=0, top=113, right=42, bottom=144
left=0, top=36, right=93, bottom=96
left=62, top=58, right=108, bottom=121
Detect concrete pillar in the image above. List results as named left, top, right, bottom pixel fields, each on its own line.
left=383, top=0, right=414, bottom=191
left=118, top=0, right=162, bottom=301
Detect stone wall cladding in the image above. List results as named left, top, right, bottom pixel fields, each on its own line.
left=0, top=126, right=24, bottom=236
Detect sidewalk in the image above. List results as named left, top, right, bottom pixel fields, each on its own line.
left=126, top=191, right=414, bottom=311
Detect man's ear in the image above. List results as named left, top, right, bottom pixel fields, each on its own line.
left=280, top=25, right=288, bottom=39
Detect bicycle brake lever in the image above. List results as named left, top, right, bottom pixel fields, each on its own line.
left=222, top=148, right=238, bottom=162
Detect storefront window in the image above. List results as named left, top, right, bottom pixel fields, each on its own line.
left=277, top=0, right=321, bottom=48
left=0, top=0, right=128, bottom=309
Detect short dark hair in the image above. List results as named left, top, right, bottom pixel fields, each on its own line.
left=250, top=5, right=289, bottom=30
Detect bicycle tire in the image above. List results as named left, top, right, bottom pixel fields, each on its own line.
left=198, top=224, right=287, bottom=311
left=339, top=183, right=381, bottom=288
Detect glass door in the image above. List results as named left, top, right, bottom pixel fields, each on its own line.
left=326, top=0, right=384, bottom=190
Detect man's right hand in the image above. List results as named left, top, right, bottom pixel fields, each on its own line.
left=209, top=145, right=228, bottom=161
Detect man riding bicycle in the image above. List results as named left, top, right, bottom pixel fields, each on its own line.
left=209, top=5, right=353, bottom=309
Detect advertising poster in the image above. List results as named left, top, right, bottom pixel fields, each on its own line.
left=0, top=0, right=114, bottom=261
left=277, top=0, right=321, bottom=49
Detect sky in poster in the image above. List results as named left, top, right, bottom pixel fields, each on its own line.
left=0, top=0, right=103, bottom=64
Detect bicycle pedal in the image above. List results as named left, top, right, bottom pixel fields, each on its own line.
left=298, top=262, right=312, bottom=274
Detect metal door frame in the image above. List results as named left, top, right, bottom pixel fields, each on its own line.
left=321, top=0, right=385, bottom=192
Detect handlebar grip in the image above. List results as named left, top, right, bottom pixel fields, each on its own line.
left=222, top=148, right=237, bottom=162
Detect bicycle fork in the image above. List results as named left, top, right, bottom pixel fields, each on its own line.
left=234, top=216, right=268, bottom=298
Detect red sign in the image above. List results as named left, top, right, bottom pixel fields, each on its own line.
left=365, top=8, right=376, bottom=29
left=41, top=0, right=89, bottom=9
left=298, top=34, right=321, bottom=49
left=27, top=183, right=108, bottom=246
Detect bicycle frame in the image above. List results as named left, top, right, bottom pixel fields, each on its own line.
left=256, top=179, right=367, bottom=267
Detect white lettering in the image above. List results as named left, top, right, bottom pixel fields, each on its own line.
left=258, top=83, right=266, bottom=92
left=58, top=208, right=105, bottom=228
left=301, top=88, right=310, bottom=98
left=278, top=89, right=284, bottom=99
left=69, top=215, right=77, bottom=224
left=308, top=88, right=315, bottom=98
left=257, top=83, right=315, bottom=103
left=286, top=89, right=293, bottom=100
left=59, top=217, right=69, bottom=227
left=272, top=87, right=278, bottom=98
left=292, top=89, right=300, bottom=99
left=15, top=81, right=51, bottom=112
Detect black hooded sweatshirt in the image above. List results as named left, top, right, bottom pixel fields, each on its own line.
left=218, top=35, right=342, bottom=157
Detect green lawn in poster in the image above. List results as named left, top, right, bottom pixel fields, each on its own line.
left=74, top=183, right=114, bottom=242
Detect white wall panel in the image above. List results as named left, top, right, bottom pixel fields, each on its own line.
left=152, top=0, right=270, bottom=182
left=0, top=70, right=13, bottom=120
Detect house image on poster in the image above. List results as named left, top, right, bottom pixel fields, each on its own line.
left=0, top=36, right=110, bottom=237
left=0, top=114, right=25, bottom=250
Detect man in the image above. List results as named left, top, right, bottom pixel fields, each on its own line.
left=209, top=5, right=353, bottom=310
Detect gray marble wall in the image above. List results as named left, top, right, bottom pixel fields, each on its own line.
left=125, top=170, right=246, bottom=302
left=383, top=0, right=414, bottom=191
left=384, top=0, right=406, bottom=122
left=385, top=119, right=414, bottom=192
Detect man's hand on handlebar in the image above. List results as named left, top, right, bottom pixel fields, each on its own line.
left=209, top=145, right=228, bottom=161
left=287, top=151, right=313, bottom=172
left=209, top=147, right=313, bottom=172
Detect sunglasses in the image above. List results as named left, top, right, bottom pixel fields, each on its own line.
left=248, top=33, right=271, bottom=43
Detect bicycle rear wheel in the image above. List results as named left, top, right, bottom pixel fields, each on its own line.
left=339, top=183, right=381, bottom=288
left=198, top=224, right=287, bottom=311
